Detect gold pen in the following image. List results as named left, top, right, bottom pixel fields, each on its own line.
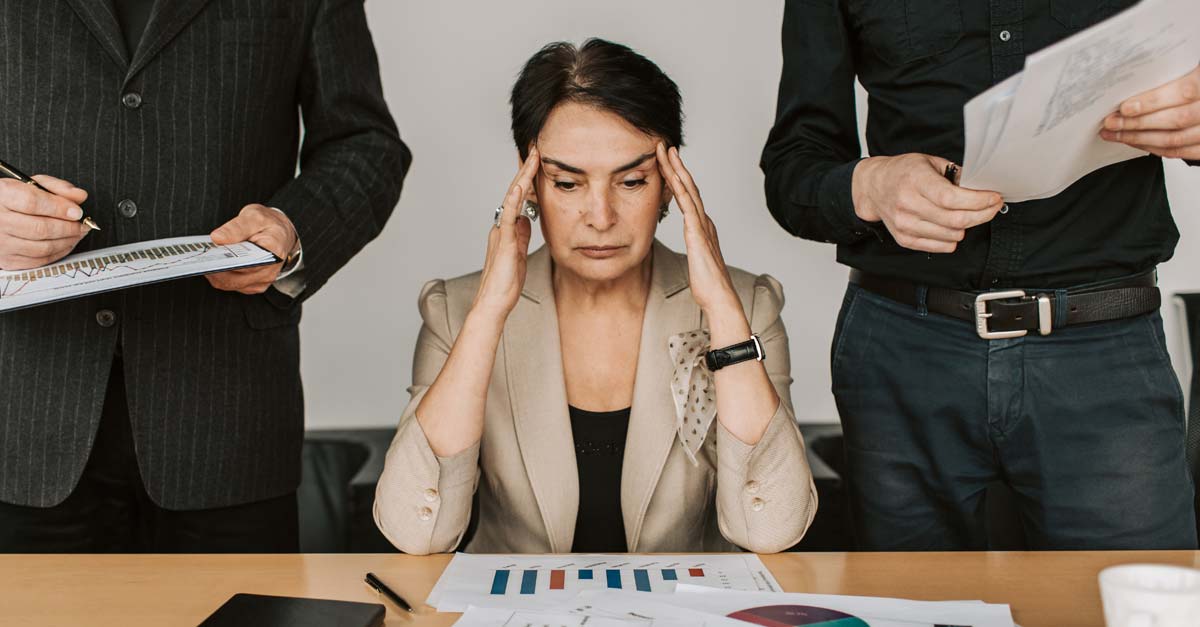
left=0, top=157, right=100, bottom=231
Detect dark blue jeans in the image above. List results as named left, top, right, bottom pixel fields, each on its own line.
left=832, top=283, right=1198, bottom=550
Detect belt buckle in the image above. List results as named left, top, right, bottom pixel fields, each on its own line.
left=974, top=291, right=1054, bottom=339
left=975, top=290, right=1027, bottom=340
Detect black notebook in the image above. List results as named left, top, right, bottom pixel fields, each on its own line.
left=199, top=593, right=386, bottom=627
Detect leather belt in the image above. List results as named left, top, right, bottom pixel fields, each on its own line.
left=848, top=270, right=1161, bottom=340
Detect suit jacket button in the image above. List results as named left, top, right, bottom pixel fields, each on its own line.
left=118, top=199, right=138, bottom=218
left=424, top=488, right=439, bottom=502
left=745, top=480, right=760, bottom=494
left=750, top=497, right=765, bottom=512
left=122, top=92, right=143, bottom=109
left=418, top=506, right=433, bottom=521
left=95, top=309, right=117, bottom=328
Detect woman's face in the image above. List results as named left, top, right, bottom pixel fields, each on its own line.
left=531, top=102, right=668, bottom=283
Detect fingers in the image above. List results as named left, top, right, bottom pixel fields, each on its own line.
left=657, top=143, right=699, bottom=226
left=205, top=263, right=282, bottom=294
left=917, top=171, right=1002, bottom=213
left=211, top=204, right=293, bottom=254
left=666, top=146, right=704, bottom=216
left=0, top=208, right=88, bottom=241
left=1099, top=125, right=1200, bottom=159
left=211, top=208, right=263, bottom=246
left=1118, top=65, right=1200, bottom=118
left=1104, top=101, right=1200, bottom=132
left=0, top=178, right=85, bottom=221
left=499, top=147, right=540, bottom=232
left=29, top=175, right=88, bottom=205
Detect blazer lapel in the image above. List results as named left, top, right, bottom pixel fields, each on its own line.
left=621, top=241, right=697, bottom=551
left=127, top=0, right=213, bottom=80
left=63, top=0, right=129, bottom=69
left=504, top=245, right=578, bottom=553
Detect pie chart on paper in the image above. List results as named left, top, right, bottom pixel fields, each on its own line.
left=727, top=605, right=871, bottom=627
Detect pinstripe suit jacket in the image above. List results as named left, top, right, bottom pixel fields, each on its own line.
left=0, top=0, right=410, bottom=509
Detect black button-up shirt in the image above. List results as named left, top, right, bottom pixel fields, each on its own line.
left=761, top=0, right=1199, bottom=290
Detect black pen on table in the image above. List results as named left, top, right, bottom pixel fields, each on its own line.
left=0, top=157, right=100, bottom=231
left=365, top=572, right=414, bottom=613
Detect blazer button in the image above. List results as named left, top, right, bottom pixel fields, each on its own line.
left=423, top=488, right=439, bottom=502
left=118, top=199, right=138, bottom=218
left=122, top=92, right=143, bottom=109
left=95, top=309, right=117, bottom=328
left=418, top=506, right=433, bottom=521
left=750, top=497, right=765, bottom=512
left=745, top=480, right=760, bottom=495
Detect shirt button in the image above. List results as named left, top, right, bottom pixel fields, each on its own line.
left=750, top=497, right=765, bottom=512
left=423, top=488, right=439, bottom=502
left=991, top=278, right=1000, bottom=285
left=999, top=30, right=1012, bottom=42
left=418, top=506, right=433, bottom=521
left=118, top=199, right=138, bottom=218
left=95, top=309, right=116, bottom=328
left=745, top=480, right=760, bottom=495
left=121, top=92, right=143, bottom=109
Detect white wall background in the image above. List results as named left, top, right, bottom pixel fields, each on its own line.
left=300, top=0, right=1200, bottom=429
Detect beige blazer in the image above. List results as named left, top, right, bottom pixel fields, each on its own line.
left=375, top=240, right=817, bottom=555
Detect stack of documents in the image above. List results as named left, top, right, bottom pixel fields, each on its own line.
left=428, top=553, right=1017, bottom=627
left=960, top=0, right=1200, bottom=202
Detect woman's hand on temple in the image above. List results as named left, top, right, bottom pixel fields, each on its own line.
left=472, top=147, right=539, bottom=321
left=657, top=143, right=747, bottom=338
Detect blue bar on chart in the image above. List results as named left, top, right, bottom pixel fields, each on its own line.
left=490, top=570, right=509, bottom=595
left=579, top=569, right=594, bottom=580
left=633, top=569, right=651, bottom=592
left=661, top=569, right=678, bottom=581
left=521, top=570, right=538, bottom=595
left=606, top=569, right=622, bottom=589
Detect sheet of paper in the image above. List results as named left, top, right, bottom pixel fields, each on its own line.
left=0, top=235, right=278, bottom=313
left=426, top=553, right=780, bottom=612
left=960, top=0, right=1200, bottom=201
left=658, top=586, right=1015, bottom=627
left=550, top=589, right=752, bottom=626
left=453, top=606, right=650, bottom=627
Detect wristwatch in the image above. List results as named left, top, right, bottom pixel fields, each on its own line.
left=704, top=334, right=765, bottom=371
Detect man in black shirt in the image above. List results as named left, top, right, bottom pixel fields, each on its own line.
left=763, top=0, right=1199, bottom=550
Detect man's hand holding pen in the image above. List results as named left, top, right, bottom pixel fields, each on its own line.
left=0, top=175, right=91, bottom=271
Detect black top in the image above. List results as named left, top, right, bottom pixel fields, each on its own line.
left=569, top=405, right=630, bottom=553
left=761, top=0, right=1199, bottom=291
left=111, top=0, right=155, bottom=55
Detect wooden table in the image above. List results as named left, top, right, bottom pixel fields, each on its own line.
left=2, top=551, right=1197, bottom=626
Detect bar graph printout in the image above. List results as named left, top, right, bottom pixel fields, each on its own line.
left=0, top=235, right=278, bottom=313
left=426, top=553, right=780, bottom=612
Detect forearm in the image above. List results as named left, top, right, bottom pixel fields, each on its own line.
left=415, top=308, right=506, bottom=457
left=707, top=303, right=779, bottom=447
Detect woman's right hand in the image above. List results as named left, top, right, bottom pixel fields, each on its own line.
left=471, top=147, right=539, bottom=320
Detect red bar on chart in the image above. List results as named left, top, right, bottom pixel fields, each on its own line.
left=550, top=570, right=565, bottom=590
left=688, top=568, right=705, bottom=577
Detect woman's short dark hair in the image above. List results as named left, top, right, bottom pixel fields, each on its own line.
left=510, top=38, right=683, bottom=160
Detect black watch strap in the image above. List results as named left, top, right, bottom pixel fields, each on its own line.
left=704, top=334, right=765, bottom=371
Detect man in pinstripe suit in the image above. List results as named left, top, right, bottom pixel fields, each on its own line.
left=0, top=0, right=410, bottom=552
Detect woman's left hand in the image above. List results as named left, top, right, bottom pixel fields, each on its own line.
left=657, top=143, right=746, bottom=330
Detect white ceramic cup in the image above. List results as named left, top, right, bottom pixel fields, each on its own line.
left=1099, top=563, right=1200, bottom=627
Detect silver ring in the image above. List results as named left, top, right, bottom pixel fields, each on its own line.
left=493, top=205, right=503, bottom=228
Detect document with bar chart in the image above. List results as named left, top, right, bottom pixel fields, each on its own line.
left=0, top=235, right=278, bottom=313
left=426, top=553, right=780, bottom=612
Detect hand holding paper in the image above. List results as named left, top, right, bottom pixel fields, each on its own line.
left=1101, top=64, right=1200, bottom=160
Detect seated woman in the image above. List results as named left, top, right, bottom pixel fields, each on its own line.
left=375, top=39, right=816, bottom=555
